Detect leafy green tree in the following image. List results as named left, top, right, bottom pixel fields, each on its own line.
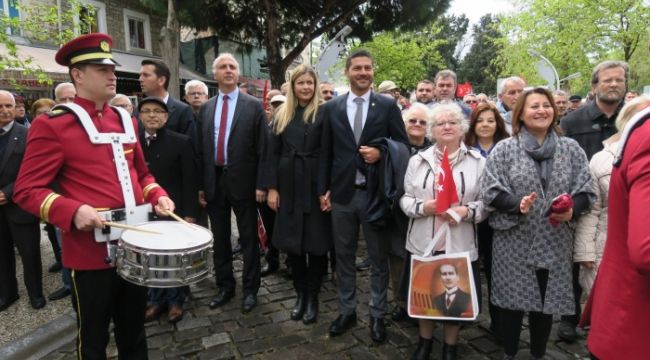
left=458, top=14, right=502, bottom=95
left=163, top=0, right=450, bottom=88
left=495, top=0, right=650, bottom=94
left=0, top=0, right=91, bottom=87
left=432, top=14, right=469, bottom=75
left=361, top=30, right=445, bottom=90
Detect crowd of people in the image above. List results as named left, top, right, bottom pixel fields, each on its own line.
left=1, top=31, right=649, bottom=360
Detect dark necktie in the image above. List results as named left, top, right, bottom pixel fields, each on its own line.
left=216, top=94, right=229, bottom=166
left=0, top=128, right=5, bottom=135
left=146, top=134, right=155, bottom=146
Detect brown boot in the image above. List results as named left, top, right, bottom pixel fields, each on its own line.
left=144, top=305, right=161, bottom=322
left=168, top=304, right=184, bottom=323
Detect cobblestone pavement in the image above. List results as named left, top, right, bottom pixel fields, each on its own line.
left=0, top=227, right=71, bottom=346
left=35, top=244, right=590, bottom=360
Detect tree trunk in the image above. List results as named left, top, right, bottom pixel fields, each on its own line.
left=262, top=0, right=285, bottom=88
left=160, top=0, right=181, bottom=98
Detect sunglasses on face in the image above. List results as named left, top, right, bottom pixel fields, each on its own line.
left=408, top=119, right=427, bottom=126
left=464, top=100, right=478, bottom=104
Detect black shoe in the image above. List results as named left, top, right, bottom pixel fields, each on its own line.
left=208, top=289, right=235, bottom=309
left=390, top=305, right=408, bottom=322
left=328, top=312, right=357, bottom=336
left=369, top=316, right=386, bottom=343
left=290, top=291, right=306, bottom=321
left=557, top=320, right=577, bottom=342
left=356, top=257, right=371, bottom=271
left=0, top=294, right=19, bottom=312
left=48, top=261, right=62, bottom=273
left=410, top=337, right=433, bottom=360
left=261, top=262, right=279, bottom=277
left=302, top=293, right=319, bottom=324
left=48, top=287, right=71, bottom=301
left=30, top=296, right=47, bottom=310
left=241, top=293, right=257, bottom=313
left=442, top=343, right=457, bottom=360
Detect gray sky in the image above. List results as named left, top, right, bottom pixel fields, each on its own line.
left=449, top=0, right=515, bottom=26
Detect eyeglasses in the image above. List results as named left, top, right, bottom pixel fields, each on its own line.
left=188, top=92, right=207, bottom=97
left=140, top=109, right=167, bottom=115
left=408, top=119, right=427, bottom=126
left=113, top=103, right=132, bottom=109
left=435, top=120, right=460, bottom=128
left=464, top=100, right=478, bottom=104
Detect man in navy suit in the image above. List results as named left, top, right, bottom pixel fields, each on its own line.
left=139, top=59, right=195, bottom=136
left=197, top=53, right=268, bottom=314
left=0, top=90, right=44, bottom=311
left=318, top=49, right=408, bottom=343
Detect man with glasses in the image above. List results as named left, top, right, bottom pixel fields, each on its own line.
left=559, top=60, right=628, bottom=343
left=463, top=93, right=478, bottom=110
left=184, top=80, right=209, bottom=116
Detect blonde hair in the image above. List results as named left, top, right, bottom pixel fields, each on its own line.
left=615, top=94, right=650, bottom=131
left=273, top=64, right=321, bottom=134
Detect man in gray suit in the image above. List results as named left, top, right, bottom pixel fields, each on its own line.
left=197, top=53, right=268, bottom=313
left=318, top=49, right=408, bottom=343
left=0, top=90, right=44, bottom=311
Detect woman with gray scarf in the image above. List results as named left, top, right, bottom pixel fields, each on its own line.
left=479, top=87, right=594, bottom=360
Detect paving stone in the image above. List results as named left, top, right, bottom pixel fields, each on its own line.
left=231, top=327, right=255, bottom=342
left=273, top=334, right=308, bottom=347
left=237, top=339, right=270, bottom=356
left=147, top=349, right=165, bottom=360
left=148, top=333, right=173, bottom=350
left=326, top=334, right=358, bottom=352
left=470, top=337, right=501, bottom=354
left=175, top=327, right=210, bottom=342
left=376, top=345, right=406, bottom=359
left=146, top=323, right=174, bottom=337
left=202, top=332, right=231, bottom=349
left=462, top=326, right=489, bottom=340
left=175, top=316, right=212, bottom=331
left=267, top=290, right=296, bottom=302
left=386, top=327, right=414, bottom=348
left=268, top=283, right=294, bottom=293
left=254, top=302, right=283, bottom=315
left=556, top=340, right=589, bottom=357
left=238, top=314, right=271, bottom=328
left=164, top=341, right=203, bottom=358
left=199, top=344, right=236, bottom=360
left=254, top=322, right=283, bottom=338
left=346, top=345, right=378, bottom=359
left=269, top=310, right=290, bottom=323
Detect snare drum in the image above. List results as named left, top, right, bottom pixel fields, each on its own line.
left=116, top=221, right=213, bottom=288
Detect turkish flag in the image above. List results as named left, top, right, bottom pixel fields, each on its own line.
left=455, top=82, right=473, bottom=99
left=262, top=80, right=269, bottom=111
left=257, top=209, right=268, bottom=252
left=435, top=147, right=459, bottom=213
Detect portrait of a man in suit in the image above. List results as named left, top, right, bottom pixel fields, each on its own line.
left=433, top=263, right=472, bottom=317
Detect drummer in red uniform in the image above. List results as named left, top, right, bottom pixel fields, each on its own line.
left=13, top=33, right=175, bottom=359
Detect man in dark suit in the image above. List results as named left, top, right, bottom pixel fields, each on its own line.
left=318, top=49, right=408, bottom=343
left=138, top=96, right=198, bottom=323
left=197, top=53, right=268, bottom=313
left=433, top=264, right=471, bottom=317
left=0, top=90, right=45, bottom=311
left=139, top=59, right=195, bottom=136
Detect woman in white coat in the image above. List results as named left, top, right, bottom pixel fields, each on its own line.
left=400, top=103, right=487, bottom=360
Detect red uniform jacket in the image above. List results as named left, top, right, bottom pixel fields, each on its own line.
left=582, top=115, right=650, bottom=359
left=14, top=97, right=167, bottom=270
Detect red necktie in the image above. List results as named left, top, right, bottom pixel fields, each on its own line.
left=216, top=94, right=229, bottom=166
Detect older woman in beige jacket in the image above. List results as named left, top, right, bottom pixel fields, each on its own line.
left=574, top=95, right=650, bottom=293
left=400, top=103, right=487, bottom=360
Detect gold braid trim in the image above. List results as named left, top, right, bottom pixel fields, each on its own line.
left=40, top=193, right=61, bottom=222
left=142, top=183, right=160, bottom=200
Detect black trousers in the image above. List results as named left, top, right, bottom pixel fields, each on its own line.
left=44, top=222, right=62, bottom=263
left=288, top=253, right=327, bottom=295
left=478, top=221, right=500, bottom=332
left=561, top=263, right=582, bottom=326
left=498, top=269, right=553, bottom=358
left=207, top=167, right=260, bottom=295
left=0, top=208, right=42, bottom=300
left=258, top=203, right=279, bottom=266
left=70, top=268, right=147, bottom=360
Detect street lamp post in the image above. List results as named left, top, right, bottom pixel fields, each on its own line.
left=528, top=49, right=559, bottom=91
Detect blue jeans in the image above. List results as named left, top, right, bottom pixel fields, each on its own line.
left=55, top=228, right=71, bottom=290
left=147, top=287, right=187, bottom=307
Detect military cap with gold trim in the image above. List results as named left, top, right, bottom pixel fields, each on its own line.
left=55, top=33, right=121, bottom=67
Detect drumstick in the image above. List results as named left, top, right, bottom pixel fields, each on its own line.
left=103, top=221, right=162, bottom=235
left=166, top=211, right=196, bottom=230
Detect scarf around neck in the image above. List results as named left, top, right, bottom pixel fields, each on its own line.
left=518, top=126, right=557, bottom=190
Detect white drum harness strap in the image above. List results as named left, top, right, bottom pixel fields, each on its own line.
left=53, top=103, right=152, bottom=261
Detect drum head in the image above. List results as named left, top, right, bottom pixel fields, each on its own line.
left=120, top=221, right=212, bottom=250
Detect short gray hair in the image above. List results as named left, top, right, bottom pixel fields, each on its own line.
left=591, top=60, right=628, bottom=86
left=54, top=82, right=75, bottom=99
left=185, top=80, right=208, bottom=95
left=430, top=102, right=469, bottom=136
left=110, top=93, right=130, bottom=105
left=497, top=76, right=525, bottom=95
left=434, top=70, right=457, bottom=85
left=0, top=90, right=15, bottom=105
left=212, top=53, right=239, bottom=73
left=553, top=90, right=568, bottom=97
